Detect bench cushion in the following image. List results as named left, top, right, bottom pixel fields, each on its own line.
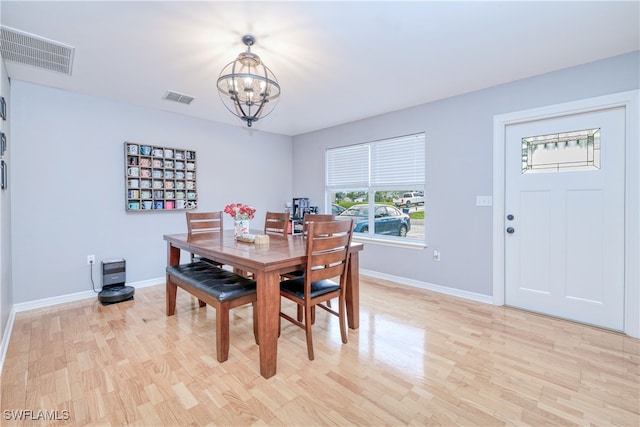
left=167, top=261, right=256, bottom=302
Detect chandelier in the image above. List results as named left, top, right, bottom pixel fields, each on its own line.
left=217, top=35, right=281, bottom=128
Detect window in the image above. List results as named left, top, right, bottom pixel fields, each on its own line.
left=522, top=128, right=601, bottom=173
left=326, top=133, right=425, bottom=244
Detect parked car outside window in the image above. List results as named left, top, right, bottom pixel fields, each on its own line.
left=393, top=192, right=425, bottom=207
left=332, top=203, right=346, bottom=216
left=339, top=204, right=411, bottom=237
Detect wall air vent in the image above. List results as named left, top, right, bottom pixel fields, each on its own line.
left=163, top=91, right=195, bottom=105
left=0, top=26, right=75, bottom=75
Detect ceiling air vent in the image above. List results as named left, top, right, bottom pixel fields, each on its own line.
left=163, top=91, right=195, bottom=105
left=0, top=26, right=75, bottom=75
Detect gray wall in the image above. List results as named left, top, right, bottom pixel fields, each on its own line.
left=292, top=51, right=640, bottom=296
left=10, top=81, right=293, bottom=303
left=4, top=51, right=639, bottom=308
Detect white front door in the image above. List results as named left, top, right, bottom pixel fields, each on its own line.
left=504, top=106, right=626, bottom=330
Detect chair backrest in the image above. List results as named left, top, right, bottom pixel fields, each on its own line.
left=186, top=211, right=223, bottom=234
left=304, top=213, right=334, bottom=222
left=304, top=219, right=353, bottom=287
left=302, top=213, right=335, bottom=237
left=264, top=211, right=289, bottom=236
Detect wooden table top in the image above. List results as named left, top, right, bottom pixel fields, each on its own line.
left=164, top=230, right=363, bottom=274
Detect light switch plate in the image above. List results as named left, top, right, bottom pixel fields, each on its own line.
left=476, top=196, right=493, bottom=206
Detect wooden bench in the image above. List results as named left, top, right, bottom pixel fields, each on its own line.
left=166, top=261, right=257, bottom=362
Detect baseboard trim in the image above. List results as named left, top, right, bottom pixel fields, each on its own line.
left=13, top=277, right=164, bottom=313
left=360, top=269, right=493, bottom=305
left=0, top=306, right=16, bottom=380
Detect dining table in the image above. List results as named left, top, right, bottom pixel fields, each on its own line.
left=163, top=229, right=364, bottom=379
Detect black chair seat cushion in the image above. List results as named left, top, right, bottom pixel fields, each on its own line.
left=282, top=269, right=304, bottom=278
left=194, top=255, right=222, bottom=266
left=280, top=276, right=340, bottom=300
left=167, top=262, right=256, bottom=302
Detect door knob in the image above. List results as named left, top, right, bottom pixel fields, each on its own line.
left=507, top=214, right=514, bottom=221
left=506, top=227, right=515, bottom=234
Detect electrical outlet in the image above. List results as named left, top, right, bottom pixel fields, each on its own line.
left=433, top=250, right=441, bottom=261
left=87, top=255, right=95, bottom=265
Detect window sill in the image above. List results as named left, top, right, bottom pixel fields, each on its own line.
left=352, top=235, right=427, bottom=250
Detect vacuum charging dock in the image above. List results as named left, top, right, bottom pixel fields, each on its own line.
left=98, top=258, right=134, bottom=305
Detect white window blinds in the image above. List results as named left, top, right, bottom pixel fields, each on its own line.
left=326, top=133, right=425, bottom=188
left=371, top=133, right=425, bottom=186
left=326, top=144, right=369, bottom=188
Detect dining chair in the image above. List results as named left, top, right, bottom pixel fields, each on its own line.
left=281, top=213, right=335, bottom=279
left=264, top=211, right=289, bottom=237
left=281, top=213, right=338, bottom=314
left=279, top=219, right=353, bottom=360
left=186, top=211, right=223, bottom=265
left=302, top=213, right=335, bottom=229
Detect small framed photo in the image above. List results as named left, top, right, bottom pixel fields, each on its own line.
left=0, top=132, right=5, bottom=156
left=0, top=97, right=6, bottom=121
left=1, top=160, right=6, bottom=190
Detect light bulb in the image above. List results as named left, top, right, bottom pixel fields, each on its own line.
left=227, top=78, right=237, bottom=93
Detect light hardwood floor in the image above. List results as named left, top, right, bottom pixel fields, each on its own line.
left=1, top=276, right=638, bottom=426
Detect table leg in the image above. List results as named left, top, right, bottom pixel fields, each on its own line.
left=345, top=252, right=360, bottom=330
left=255, top=271, right=279, bottom=379
left=167, top=242, right=180, bottom=266
left=166, top=273, right=177, bottom=316
left=166, top=243, right=181, bottom=316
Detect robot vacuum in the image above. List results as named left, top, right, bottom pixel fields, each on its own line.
left=99, top=258, right=135, bottom=305
left=98, top=285, right=135, bottom=305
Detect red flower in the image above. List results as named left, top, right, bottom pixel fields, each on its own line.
left=224, top=203, right=256, bottom=220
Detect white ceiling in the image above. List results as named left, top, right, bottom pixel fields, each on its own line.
left=1, top=1, right=638, bottom=136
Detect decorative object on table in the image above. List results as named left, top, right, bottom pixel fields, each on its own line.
left=236, top=234, right=256, bottom=243
left=217, top=34, right=281, bottom=128
left=235, top=234, right=270, bottom=245
left=254, top=234, right=270, bottom=245
left=124, top=141, right=197, bottom=212
left=224, top=203, right=256, bottom=238
left=234, top=220, right=249, bottom=238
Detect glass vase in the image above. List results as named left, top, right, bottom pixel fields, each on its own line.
left=234, top=219, right=250, bottom=238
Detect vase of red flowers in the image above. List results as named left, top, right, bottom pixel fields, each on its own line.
left=224, top=203, right=256, bottom=238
